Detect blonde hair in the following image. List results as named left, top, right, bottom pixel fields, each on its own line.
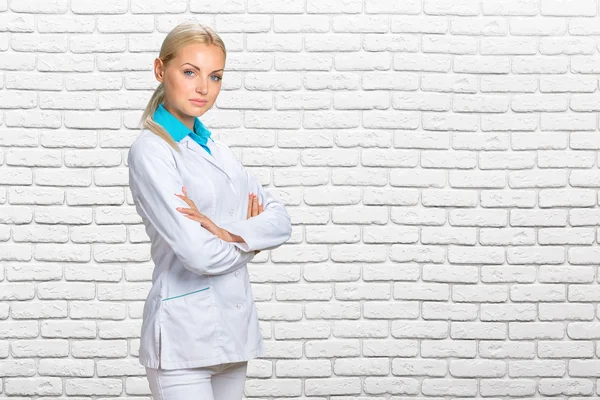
left=140, top=22, right=226, bottom=151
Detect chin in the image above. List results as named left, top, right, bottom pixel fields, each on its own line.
left=184, top=105, right=205, bottom=117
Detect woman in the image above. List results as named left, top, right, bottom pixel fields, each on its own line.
left=127, top=22, right=292, bottom=400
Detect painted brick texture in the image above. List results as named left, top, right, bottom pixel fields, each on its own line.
left=1, top=0, right=600, bottom=398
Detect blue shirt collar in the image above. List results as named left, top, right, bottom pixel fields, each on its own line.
left=152, top=102, right=213, bottom=144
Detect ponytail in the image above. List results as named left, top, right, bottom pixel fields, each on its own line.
left=139, top=82, right=181, bottom=152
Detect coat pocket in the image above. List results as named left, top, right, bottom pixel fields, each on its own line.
left=159, top=287, right=217, bottom=364
left=161, top=287, right=210, bottom=302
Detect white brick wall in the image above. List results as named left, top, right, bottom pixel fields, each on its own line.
left=1, top=0, right=600, bottom=398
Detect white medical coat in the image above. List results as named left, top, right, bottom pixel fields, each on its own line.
left=127, top=128, right=292, bottom=370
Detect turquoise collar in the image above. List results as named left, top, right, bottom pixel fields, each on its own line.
left=152, top=103, right=213, bottom=145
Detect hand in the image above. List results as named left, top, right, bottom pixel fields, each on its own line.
left=175, top=186, right=228, bottom=241
left=247, top=192, right=264, bottom=219
left=247, top=192, right=264, bottom=254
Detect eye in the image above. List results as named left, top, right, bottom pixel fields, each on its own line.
left=211, top=75, right=222, bottom=82
left=183, top=70, right=195, bottom=77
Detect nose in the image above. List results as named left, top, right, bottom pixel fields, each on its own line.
left=196, top=78, right=208, bottom=95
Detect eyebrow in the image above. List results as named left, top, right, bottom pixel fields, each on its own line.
left=181, top=63, right=224, bottom=73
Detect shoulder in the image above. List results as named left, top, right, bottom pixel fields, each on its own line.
left=128, top=129, right=178, bottom=167
left=129, top=128, right=177, bottom=157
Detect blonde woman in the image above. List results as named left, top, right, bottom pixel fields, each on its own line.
left=127, top=22, right=292, bottom=400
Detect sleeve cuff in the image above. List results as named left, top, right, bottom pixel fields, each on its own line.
left=220, top=220, right=257, bottom=252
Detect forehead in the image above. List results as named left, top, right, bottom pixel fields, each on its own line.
left=173, top=43, right=225, bottom=69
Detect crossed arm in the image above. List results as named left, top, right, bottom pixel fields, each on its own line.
left=128, top=138, right=292, bottom=276
left=175, top=186, right=264, bottom=254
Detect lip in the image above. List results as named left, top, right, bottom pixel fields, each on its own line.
left=190, top=99, right=207, bottom=106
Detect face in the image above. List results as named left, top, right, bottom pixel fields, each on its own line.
left=154, top=42, right=225, bottom=131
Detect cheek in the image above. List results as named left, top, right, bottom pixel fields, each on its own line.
left=177, top=78, right=196, bottom=94
left=212, top=84, right=222, bottom=95
left=206, top=98, right=217, bottom=108
left=166, top=74, right=193, bottom=93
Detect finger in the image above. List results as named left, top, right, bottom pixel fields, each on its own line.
left=258, top=204, right=264, bottom=213
left=175, top=193, right=197, bottom=210
left=178, top=186, right=191, bottom=205
left=175, top=193, right=193, bottom=206
left=254, top=196, right=260, bottom=216
left=183, top=214, right=203, bottom=224
left=176, top=206, right=201, bottom=214
left=252, top=196, right=258, bottom=216
left=247, top=194, right=253, bottom=219
left=176, top=208, right=205, bottom=219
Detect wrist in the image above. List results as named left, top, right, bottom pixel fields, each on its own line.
left=217, top=228, right=231, bottom=241
left=224, top=230, right=246, bottom=243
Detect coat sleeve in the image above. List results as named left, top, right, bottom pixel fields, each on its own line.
left=220, top=166, right=292, bottom=253
left=127, top=138, right=255, bottom=276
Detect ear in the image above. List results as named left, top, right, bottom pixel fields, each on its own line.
left=154, top=58, right=164, bottom=83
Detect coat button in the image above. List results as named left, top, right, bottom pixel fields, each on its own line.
left=234, top=271, right=240, bottom=278
left=229, top=208, right=234, bottom=215
left=236, top=303, right=242, bottom=310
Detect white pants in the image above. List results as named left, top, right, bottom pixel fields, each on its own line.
left=145, top=361, right=248, bottom=400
